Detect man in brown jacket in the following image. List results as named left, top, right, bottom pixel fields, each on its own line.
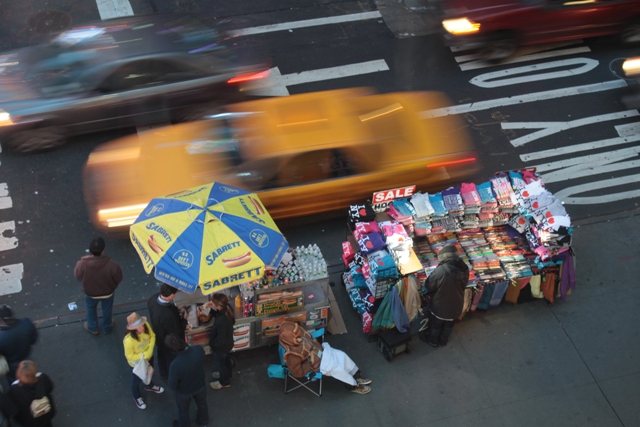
left=74, top=237, right=123, bottom=335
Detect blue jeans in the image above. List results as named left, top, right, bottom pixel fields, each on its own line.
left=131, top=358, right=155, bottom=399
left=131, top=373, right=156, bottom=399
left=175, top=385, right=208, bottom=427
left=85, top=294, right=114, bottom=334
left=213, top=351, right=232, bottom=386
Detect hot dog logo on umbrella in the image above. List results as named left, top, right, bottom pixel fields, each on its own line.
left=221, top=251, right=252, bottom=268
left=148, top=235, right=164, bottom=253
left=248, top=196, right=265, bottom=215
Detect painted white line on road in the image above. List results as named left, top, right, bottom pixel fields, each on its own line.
left=616, top=121, right=640, bottom=137
left=230, top=11, right=382, bottom=37
left=503, top=110, right=638, bottom=147
left=533, top=146, right=640, bottom=183
left=248, top=60, right=389, bottom=97
left=421, top=80, right=628, bottom=118
left=0, top=221, right=17, bottom=252
left=96, top=0, right=134, bottom=20
left=470, top=58, right=598, bottom=88
left=0, top=263, right=23, bottom=296
left=554, top=173, right=640, bottom=204
left=0, top=183, right=12, bottom=210
left=458, top=44, right=590, bottom=71
left=521, top=133, right=640, bottom=162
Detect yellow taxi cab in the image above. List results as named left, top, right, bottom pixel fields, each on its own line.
left=83, top=87, right=481, bottom=232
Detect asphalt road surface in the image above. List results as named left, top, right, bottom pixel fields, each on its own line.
left=0, top=0, right=638, bottom=322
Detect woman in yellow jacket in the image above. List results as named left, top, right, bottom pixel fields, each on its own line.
left=123, top=312, right=164, bottom=410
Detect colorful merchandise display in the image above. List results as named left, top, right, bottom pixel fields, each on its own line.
left=341, top=169, right=576, bottom=336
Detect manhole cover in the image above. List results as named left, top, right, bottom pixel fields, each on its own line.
left=26, top=10, right=72, bottom=35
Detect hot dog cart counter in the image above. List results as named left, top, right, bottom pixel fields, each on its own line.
left=174, top=278, right=331, bottom=354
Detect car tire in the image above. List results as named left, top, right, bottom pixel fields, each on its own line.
left=479, top=32, right=517, bottom=62
left=6, top=126, right=67, bottom=153
left=621, top=21, right=640, bottom=45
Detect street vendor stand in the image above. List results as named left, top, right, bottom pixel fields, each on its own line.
left=129, top=182, right=343, bottom=354
left=340, top=169, right=576, bottom=353
left=174, top=270, right=331, bottom=353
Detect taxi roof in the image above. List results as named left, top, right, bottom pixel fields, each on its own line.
left=227, top=88, right=468, bottom=162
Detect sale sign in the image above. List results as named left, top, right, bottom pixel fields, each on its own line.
left=372, top=185, right=416, bottom=212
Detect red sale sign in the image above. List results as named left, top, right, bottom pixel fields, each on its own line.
left=372, top=185, right=416, bottom=212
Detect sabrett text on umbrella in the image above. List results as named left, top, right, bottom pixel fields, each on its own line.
left=131, top=233, right=154, bottom=270
left=202, top=266, right=262, bottom=291
left=146, top=222, right=173, bottom=243
left=205, top=241, right=241, bottom=265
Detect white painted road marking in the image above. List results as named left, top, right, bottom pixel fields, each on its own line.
left=554, top=174, right=640, bottom=204
left=532, top=146, right=640, bottom=184
left=230, top=11, right=382, bottom=37
left=248, top=60, right=390, bottom=96
left=0, top=183, right=12, bottom=210
left=0, top=221, right=17, bottom=252
left=421, top=80, right=628, bottom=118
left=0, top=264, right=23, bottom=296
left=96, top=0, right=133, bottom=20
left=503, top=111, right=639, bottom=147
left=454, top=40, right=590, bottom=71
left=470, top=58, right=599, bottom=88
left=521, top=133, right=640, bottom=162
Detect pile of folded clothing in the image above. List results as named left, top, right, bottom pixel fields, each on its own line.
left=413, top=238, right=438, bottom=281
left=490, top=174, right=519, bottom=214
left=347, top=202, right=377, bottom=224
left=388, top=199, right=416, bottom=229
left=410, top=192, right=435, bottom=220
left=429, top=192, right=448, bottom=217
left=367, top=249, right=398, bottom=281
left=484, top=226, right=532, bottom=279
left=380, top=220, right=413, bottom=264
left=442, top=186, right=465, bottom=217
left=460, top=182, right=482, bottom=214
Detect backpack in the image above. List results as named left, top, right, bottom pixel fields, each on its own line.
left=278, top=322, right=322, bottom=378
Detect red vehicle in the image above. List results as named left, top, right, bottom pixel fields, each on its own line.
left=441, top=0, right=640, bottom=60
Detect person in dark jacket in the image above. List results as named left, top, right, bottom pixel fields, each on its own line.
left=147, top=284, right=188, bottom=379
left=0, top=305, right=38, bottom=382
left=9, top=360, right=56, bottom=427
left=74, top=237, right=123, bottom=335
left=208, top=294, right=235, bottom=390
left=420, top=244, right=469, bottom=347
left=166, top=334, right=208, bottom=427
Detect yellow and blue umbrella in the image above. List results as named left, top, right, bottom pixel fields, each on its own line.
left=129, top=182, right=288, bottom=294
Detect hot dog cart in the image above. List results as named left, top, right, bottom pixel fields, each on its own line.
left=174, top=247, right=333, bottom=354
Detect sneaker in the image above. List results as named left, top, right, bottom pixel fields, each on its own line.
left=144, top=385, right=164, bottom=394
left=211, top=372, right=220, bottom=380
left=83, top=322, right=99, bottom=335
left=209, top=381, right=230, bottom=390
left=351, top=384, right=371, bottom=395
left=134, top=397, right=146, bottom=410
left=356, top=378, right=372, bottom=386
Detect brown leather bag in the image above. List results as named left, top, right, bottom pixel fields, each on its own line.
left=279, top=321, right=322, bottom=378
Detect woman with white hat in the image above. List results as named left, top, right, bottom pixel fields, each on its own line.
left=123, top=312, right=164, bottom=410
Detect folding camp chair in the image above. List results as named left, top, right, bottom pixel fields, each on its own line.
left=278, top=328, right=324, bottom=397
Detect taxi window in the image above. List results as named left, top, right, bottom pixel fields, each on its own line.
left=277, top=149, right=357, bottom=188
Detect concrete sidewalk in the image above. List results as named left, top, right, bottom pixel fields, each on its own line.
left=26, top=209, right=640, bottom=427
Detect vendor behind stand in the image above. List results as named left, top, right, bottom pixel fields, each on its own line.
left=208, top=294, right=235, bottom=390
left=420, top=244, right=469, bottom=348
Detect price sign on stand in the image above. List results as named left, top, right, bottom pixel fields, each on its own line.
left=372, top=185, right=416, bottom=213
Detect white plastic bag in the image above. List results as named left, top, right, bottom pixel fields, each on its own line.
left=132, top=354, right=153, bottom=385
